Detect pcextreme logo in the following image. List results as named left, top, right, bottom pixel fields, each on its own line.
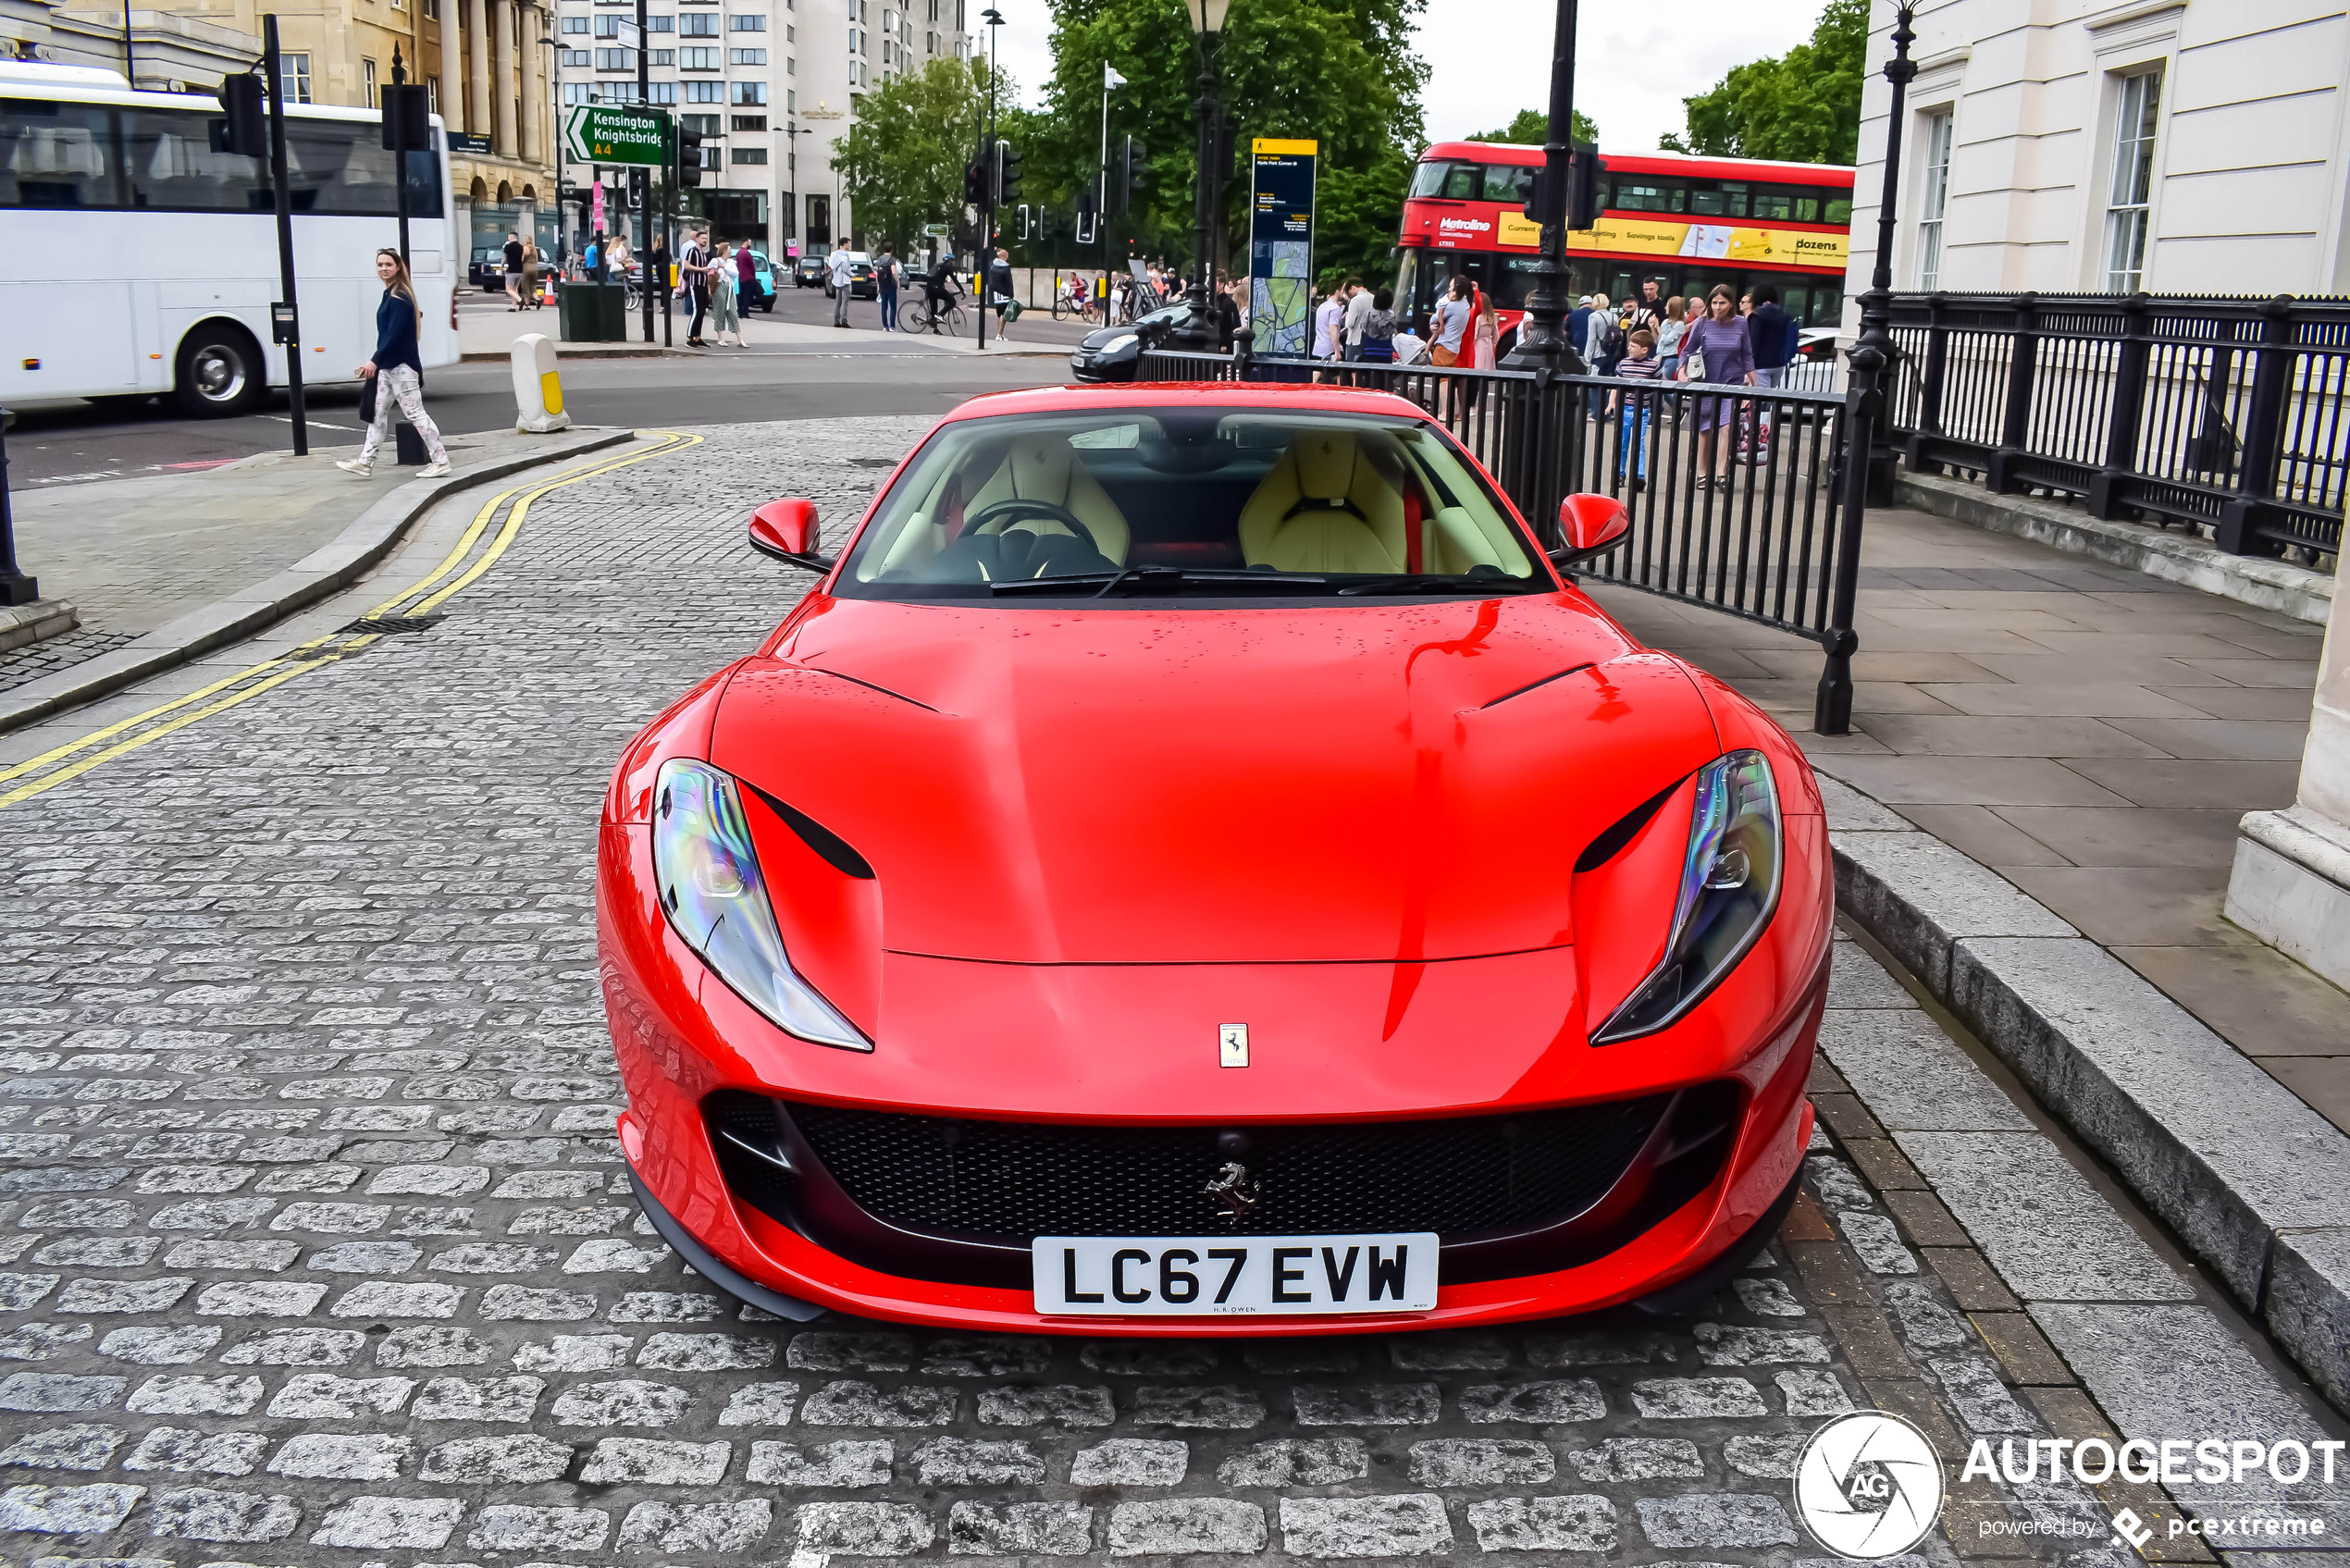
left=1793, top=1411, right=1946, bottom=1559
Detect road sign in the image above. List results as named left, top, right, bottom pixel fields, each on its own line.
left=922, top=224, right=948, bottom=238
left=563, top=104, right=669, bottom=167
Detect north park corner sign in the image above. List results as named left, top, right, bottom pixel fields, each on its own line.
left=563, top=104, right=670, bottom=167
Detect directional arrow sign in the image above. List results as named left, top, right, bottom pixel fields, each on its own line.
left=563, top=104, right=670, bottom=167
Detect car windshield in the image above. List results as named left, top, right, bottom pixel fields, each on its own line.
left=834, top=408, right=1549, bottom=601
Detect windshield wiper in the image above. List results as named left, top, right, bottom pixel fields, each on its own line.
left=989, top=568, right=1330, bottom=596
left=1336, top=574, right=1548, bottom=596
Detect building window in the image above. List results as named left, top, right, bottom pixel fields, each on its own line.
left=785, top=56, right=794, bottom=73
left=649, top=50, right=674, bottom=64
left=681, top=13, right=719, bottom=32
left=785, top=87, right=794, bottom=110
left=732, top=146, right=767, bottom=164
left=731, top=14, right=764, bottom=27
left=2104, top=68, right=2161, bottom=292
left=563, top=81, right=591, bottom=103
left=680, top=45, right=720, bottom=67
left=732, top=80, right=767, bottom=103
left=730, top=47, right=765, bottom=63
left=649, top=81, right=676, bottom=102
left=685, top=80, right=724, bottom=100
left=785, top=23, right=794, bottom=39
left=1916, top=109, right=1952, bottom=290
left=559, top=48, right=588, bottom=65
left=562, top=15, right=588, bottom=31
left=684, top=112, right=723, bottom=132
left=363, top=57, right=377, bottom=105
left=595, top=47, right=637, bottom=68
left=731, top=113, right=765, bottom=130
left=593, top=16, right=620, bottom=35
left=646, top=15, right=674, bottom=29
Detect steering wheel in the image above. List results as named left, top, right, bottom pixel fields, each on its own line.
left=963, top=497, right=1102, bottom=556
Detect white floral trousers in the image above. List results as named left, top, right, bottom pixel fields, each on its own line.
left=358, top=364, right=450, bottom=464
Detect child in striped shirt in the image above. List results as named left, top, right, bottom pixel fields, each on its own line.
left=1609, top=327, right=1665, bottom=488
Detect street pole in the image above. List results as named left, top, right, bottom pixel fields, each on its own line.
left=977, top=7, right=1000, bottom=350
left=1852, top=0, right=1916, bottom=509
left=1499, top=0, right=1579, bottom=371
left=0, top=410, right=42, bottom=608
left=1171, top=3, right=1223, bottom=350
left=390, top=46, right=412, bottom=272
left=122, top=4, right=134, bottom=88
left=264, top=14, right=308, bottom=456
left=1815, top=0, right=1916, bottom=736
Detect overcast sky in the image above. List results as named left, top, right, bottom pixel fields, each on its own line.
left=984, top=0, right=1823, bottom=156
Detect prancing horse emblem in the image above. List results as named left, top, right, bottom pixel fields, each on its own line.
left=1205, top=1161, right=1260, bottom=1222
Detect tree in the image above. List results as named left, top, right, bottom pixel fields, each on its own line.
left=1042, top=0, right=1428, bottom=286
left=1466, top=107, right=1600, bottom=148
left=1660, top=0, right=1865, bottom=165
left=831, top=56, right=999, bottom=256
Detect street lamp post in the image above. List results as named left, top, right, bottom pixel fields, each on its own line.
left=976, top=6, right=1001, bottom=350
left=1498, top=0, right=1580, bottom=372
left=1815, top=0, right=1917, bottom=735
left=1172, top=0, right=1228, bottom=351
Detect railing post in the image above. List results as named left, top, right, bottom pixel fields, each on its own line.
left=2214, top=293, right=2296, bottom=555
left=1984, top=290, right=2039, bottom=495
left=1905, top=290, right=1948, bottom=475
left=1815, top=366, right=1874, bottom=735
left=2086, top=291, right=2152, bottom=519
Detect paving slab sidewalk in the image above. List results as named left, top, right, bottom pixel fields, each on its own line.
left=457, top=302, right=1069, bottom=362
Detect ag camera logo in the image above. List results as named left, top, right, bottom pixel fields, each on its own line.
left=1794, top=1411, right=1946, bottom=1559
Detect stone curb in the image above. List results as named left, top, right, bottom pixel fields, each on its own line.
left=1895, top=470, right=2336, bottom=624
left=0, top=596, right=79, bottom=654
left=0, top=427, right=634, bottom=735
left=1813, top=772, right=2350, bottom=1414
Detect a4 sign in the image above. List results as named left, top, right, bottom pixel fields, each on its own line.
left=561, top=104, right=670, bottom=167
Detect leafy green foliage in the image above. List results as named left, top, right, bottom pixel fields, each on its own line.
left=1039, top=0, right=1428, bottom=283
left=831, top=57, right=997, bottom=255
left=1659, top=0, right=1865, bottom=165
left=1466, top=107, right=1600, bottom=148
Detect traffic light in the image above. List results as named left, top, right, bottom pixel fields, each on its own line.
left=1118, top=136, right=1149, bottom=214
left=1569, top=143, right=1603, bottom=230
left=964, top=159, right=985, bottom=206
left=212, top=70, right=266, bottom=157
left=995, top=140, right=1023, bottom=205
left=677, top=122, right=704, bottom=188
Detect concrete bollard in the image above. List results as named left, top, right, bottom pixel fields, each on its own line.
left=511, top=333, right=572, bottom=434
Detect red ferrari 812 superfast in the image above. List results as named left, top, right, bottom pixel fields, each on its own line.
left=596, top=383, right=1834, bottom=1336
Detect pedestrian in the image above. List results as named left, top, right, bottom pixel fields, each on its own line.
left=1213, top=271, right=1241, bottom=349
left=1584, top=291, right=1621, bottom=417
left=1314, top=278, right=1347, bottom=373
left=683, top=228, right=713, bottom=345
left=876, top=246, right=900, bottom=330
left=1656, top=294, right=1688, bottom=378
left=336, top=248, right=451, bottom=479
left=829, top=243, right=854, bottom=327
left=609, top=230, right=633, bottom=286
left=1429, top=274, right=1472, bottom=368
left=648, top=230, right=673, bottom=318
left=710, top=241, right=742, bottom=347
left=1472, top=290, right=1499, bottom=371
left=987, top=248, right=1016, bottom=340
left=1342, top=275, right=1371, bottom=361
left=585, top=229, right=603, bottom=280
left=1357, top=286, right=1398, bottom=364
left=1567, top=293, right=1593, bottom=365
left=1626, top=277, right=1664, bottom=338
left=1742, top=282, right=1795, bottom=463
left=502, top=230, right=524, bottom=310
left=1609, top=326, right=1665, bottom=489
left=519, top=234, right=542, bottom=309
left=736, top=239, right=758, bottom=321
left=1678, top=283, right=1757, bottom=488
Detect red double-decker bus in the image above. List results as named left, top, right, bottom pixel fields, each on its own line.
left=1394, top=142, right=1854, bottom=353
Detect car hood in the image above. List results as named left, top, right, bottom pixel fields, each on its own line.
left=708, top=595, right=1721, bottom=965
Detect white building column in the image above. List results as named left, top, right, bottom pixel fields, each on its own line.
left=2227, top=585, right=2350, bottom=987
left=441, top=0, right=465, bottom=134
left=491, top=0, right=517, bottom=159
left=518, top=1, right=543, bottom=167
left=466, top=0, right=492, bottom=147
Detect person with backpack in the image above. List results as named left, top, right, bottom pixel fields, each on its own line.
left=1357, top=287, right=1398, bottom=364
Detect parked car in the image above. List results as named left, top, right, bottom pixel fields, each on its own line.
left=597, top=383, right=1833, bottom=1333
left=469, top=246, right=505, bottom=291
left=822, top=251, right=877, bottom=300
left=792, top=254, right=827, bottom=289
left=1069, top=303, right=1190, bottom=383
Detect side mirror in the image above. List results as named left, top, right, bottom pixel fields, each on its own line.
left=749, top=498, right=831, bottom=569
left=1550, top=492, right=1629, bottom=568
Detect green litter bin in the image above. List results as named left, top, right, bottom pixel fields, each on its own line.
left=559, top=281, right=627, bottom=342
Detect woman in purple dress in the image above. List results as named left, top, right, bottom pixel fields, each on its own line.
left=1676, top=285, right=1756, bottom=488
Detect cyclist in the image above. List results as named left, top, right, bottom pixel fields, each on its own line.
left=921, top=252, right=961, bottom=332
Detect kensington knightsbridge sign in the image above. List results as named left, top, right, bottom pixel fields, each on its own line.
left=563, top=105, right=670, bottom=167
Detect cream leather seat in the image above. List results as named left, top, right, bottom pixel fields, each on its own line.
left=964, top=434, right=1131, bottom=564
left=1236, top=430, right=1408, bottom=574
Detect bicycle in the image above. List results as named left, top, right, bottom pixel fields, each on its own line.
left=905, top=295, right=966, bottom=336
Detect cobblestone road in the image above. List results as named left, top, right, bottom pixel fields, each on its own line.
left=0, top=418, right=2293, bottom=1567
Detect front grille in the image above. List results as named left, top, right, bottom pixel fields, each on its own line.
left=775, top=1095, right=1670, bottom=1241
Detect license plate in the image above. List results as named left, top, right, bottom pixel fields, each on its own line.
left=1033, top=1233, right=1439, bottom=1316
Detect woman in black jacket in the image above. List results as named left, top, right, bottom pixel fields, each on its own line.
left=338, top=249, right=451, bottom=478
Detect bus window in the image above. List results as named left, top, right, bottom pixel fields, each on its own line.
left=1481, top=163, right=1534, bottom=204
left=1612, top=182, right=1682, bottom=213
left=1, top=98, right=124, bottom=207
left=283, top=120, right=444, bottom=216
left=1496, top=253, right=1542, bottom=308
left=1749, top=190, right=1793, bottom=221
left=1795, top=197, right=1820, bottom=223
left=1824, top=198, right=1853, bottom=226
left=1409, top=159, right=1480, bottom=201
left=1392, top=247, right=1419, bottom=327
left=124, top=105, right=261, bottom=211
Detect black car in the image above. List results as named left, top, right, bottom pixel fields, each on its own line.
left=470, top=245, right=505, bottom=291
left=792, top=254, right=827, bottom=289
left=1068, top=302, right=1191, bottom=383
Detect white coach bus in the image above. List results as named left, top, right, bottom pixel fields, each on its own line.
left=0, top=59, right=457, bottom=417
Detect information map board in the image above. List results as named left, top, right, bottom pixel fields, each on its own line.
left=1248, top=139, right=1318, bottom=357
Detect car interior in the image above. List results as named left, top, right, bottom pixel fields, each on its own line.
left=847, top=412, right=1540, bottom=593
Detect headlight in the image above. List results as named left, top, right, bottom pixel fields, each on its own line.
left=1103, top=333, right=1138, bottom=353
left=1590, top=750, right=1781, bottom=1045
left=651, top=759, right=870, bottom=1053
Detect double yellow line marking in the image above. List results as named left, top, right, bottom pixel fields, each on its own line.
left=0, top=430, right=704, bottom=811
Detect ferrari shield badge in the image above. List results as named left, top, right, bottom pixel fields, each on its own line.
left=1218, top=1023, right=1249, bottom=1068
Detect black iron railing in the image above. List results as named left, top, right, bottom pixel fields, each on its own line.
left=1132, top=345, right=1864, bottom=731
left=1886, top=291, right=2348, bottom=562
